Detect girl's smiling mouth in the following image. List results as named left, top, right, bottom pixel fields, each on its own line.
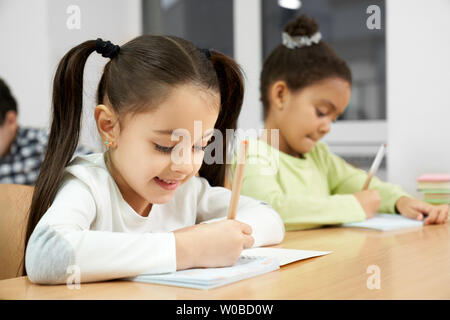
left=306, top=135, right=317, bottom=142
left=154, top=176, right=181, bottom=190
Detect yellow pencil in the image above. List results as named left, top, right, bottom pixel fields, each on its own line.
left=227, top=140, right=249, bottom=219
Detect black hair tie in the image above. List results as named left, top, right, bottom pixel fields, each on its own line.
left=96, top=38, right=120, bottom=59
left=199, top=48, right=211, bottom=60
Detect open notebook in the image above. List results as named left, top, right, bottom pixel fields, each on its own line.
left=126, top=248, right=331, bottom=289
left=342, top=213, right=424, bottom=231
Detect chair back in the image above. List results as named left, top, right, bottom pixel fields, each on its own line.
left=0, top=184, right=34, bottom=280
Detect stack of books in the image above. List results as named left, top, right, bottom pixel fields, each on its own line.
left=417, top=174, right=450, bottom=205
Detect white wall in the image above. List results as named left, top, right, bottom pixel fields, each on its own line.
left=47, top=0, right=142, bottom=150
left=0, top=1, right=52, bottom=128
left=233, top=0, right=264, bottom=132
left=0, top=0, right=142, bottom=151
left=387, top=0, right=450, bottom=195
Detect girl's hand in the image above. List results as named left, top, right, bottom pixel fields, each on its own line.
left=353, top=190, right=381, bottom=219
left=395, top=196, right=449, bottom=225
left=173, top=220, right=254, bottom=270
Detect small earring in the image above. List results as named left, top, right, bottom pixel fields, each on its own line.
left=105, top=140, right=116, bottom=148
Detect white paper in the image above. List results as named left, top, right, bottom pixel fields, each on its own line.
left=342, top=213, right=423, bottom=231
left=127, top=247, right=332, bottom=289
left=241, top=247, right=331, bottom=266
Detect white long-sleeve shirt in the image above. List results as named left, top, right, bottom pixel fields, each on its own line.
left=25, top=153, right=285, bottom=284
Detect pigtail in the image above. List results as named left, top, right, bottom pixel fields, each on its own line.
left=23, top=40, right=97, bottom=275
left=198, top=50, right=245, bottom=187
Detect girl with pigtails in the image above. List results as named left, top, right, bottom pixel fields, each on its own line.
left=24, top=36, right=284, bottom=284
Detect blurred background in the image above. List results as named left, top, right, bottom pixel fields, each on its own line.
left=0, top=0, right=449, bottom=194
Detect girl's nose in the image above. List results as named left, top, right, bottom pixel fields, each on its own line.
left=170, top=149, right=194, bottom=175
left=318, top=118, right=331, bottom=134
left=171, top=161, right=193, bottom=175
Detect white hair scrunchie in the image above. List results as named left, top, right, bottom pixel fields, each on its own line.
left=282, top=31, right=322, bottom=49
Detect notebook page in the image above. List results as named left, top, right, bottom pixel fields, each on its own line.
left=241, top=247, right=331, bottom=266
left=342, top=213, right=423, bottom=231
left=127, top=256, right=279, bottom=290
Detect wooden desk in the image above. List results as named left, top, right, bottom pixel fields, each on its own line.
left=1, top=224, right=449, bottom=299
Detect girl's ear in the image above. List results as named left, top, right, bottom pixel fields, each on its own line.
left=95, top=104, right=119, bottom=148
left=4, top=110, right=18, bottom=131
left=269, top=80, right=290, bottom=111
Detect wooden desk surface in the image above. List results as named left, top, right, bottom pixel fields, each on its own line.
left=1, top=223, right=449, bottom=300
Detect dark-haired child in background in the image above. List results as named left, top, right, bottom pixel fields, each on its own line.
left=24, top=36, right=284, bottom=284
left=234, top=15, right=448, bottom=231
left=0, top=78, right=91, bottom=185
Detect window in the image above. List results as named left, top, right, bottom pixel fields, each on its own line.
left=262, top=0, right=386, bottom=121
left=261, top=0, right=387, bottom=177
left=142, top=0, right=234, bottom=57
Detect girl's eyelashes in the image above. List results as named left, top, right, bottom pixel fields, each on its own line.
left=315, top=108, right=327, bottom=118
left=154, top=143, right=207, bottom=154
left=315, top=107, right=340, bottom=123
left=154, top=143, right=173, bottom=154
left=193, top=145, right=207, bottom=152
left=194, top=137, right=213, bottom=152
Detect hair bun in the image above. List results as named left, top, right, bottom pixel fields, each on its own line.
left=284, top=15, right=319, bottom=37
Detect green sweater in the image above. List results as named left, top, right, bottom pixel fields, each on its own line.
left=232, top=139, right=410, bottom=231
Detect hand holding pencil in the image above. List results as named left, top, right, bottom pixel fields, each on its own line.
left=353, top=144, right=386, bottom=219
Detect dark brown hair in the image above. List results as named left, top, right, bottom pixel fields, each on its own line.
left=23, top=35, right=244, bottom=275
left=260, top=15, right=352, bottom=119
left=0, top=78, right=18, bottom=126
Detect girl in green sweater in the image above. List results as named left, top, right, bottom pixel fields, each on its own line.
left=234, top=15, right=448, bottom=231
